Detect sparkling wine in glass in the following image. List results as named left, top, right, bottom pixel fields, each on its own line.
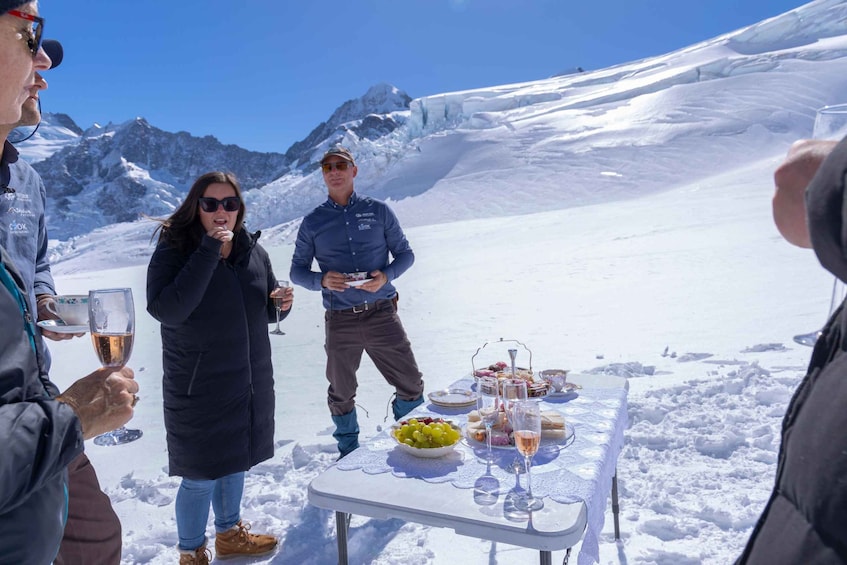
left=794, top=103, right=847, bottom=347
left=512, top=400, right=544, bottom=511
left=501, top=379, right=528, bottom=472
left=270, top=279, right=289, bottom=336
left=476, top=376, right=500, bottom=464
left=90, top=288, right=141, bottom=446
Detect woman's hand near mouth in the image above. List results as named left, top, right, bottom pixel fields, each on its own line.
left=207, top=225, right=233, bottom=243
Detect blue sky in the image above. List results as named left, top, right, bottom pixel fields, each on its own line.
left=39, top=0, right=809, bottom=153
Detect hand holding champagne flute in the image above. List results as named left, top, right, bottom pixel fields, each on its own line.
left=270, top=279, right=291, bottom=335
left=793, top=103, right=847, bottom=347
left=89, top=288, right=142, bottom=446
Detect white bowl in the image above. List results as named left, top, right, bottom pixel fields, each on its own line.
left=393, top=441, right=458, bottom=458
left=391, top=421, right=461, bottom=458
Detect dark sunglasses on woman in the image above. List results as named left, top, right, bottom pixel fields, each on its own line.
left=198, top=197, right=240, bottom=213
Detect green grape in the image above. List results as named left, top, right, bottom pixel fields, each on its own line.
left=394, top=418, right=460, bottom=449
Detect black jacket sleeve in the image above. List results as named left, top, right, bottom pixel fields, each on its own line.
left=147, top=235, right=223, bottom=325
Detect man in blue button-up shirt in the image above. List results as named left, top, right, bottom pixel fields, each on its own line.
left=291, top=145, right=424, bottom=458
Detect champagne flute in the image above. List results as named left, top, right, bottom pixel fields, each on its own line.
left=476, top=376, right=500, bottom=464
left=512, top=400, right=544, bottom=511
left=269, top=279, right=289, bottom=336
left=501, top=379, right=528, bottom=472
left=794, top=103, right=847, bottom=347
left=501, top=379, right=527, bottom=428
left=90, top=288, right=141, bottom=446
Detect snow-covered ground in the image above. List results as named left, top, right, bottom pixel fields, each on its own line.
left=45, top=150, right=831, bottom=564
left=35, top=1, right=847, bottom=563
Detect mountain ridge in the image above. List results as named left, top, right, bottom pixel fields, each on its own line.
left=24, top=0, right=847, bottom=273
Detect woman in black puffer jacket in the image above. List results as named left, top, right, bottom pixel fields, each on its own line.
left=147, top=171, right=293, bottom=563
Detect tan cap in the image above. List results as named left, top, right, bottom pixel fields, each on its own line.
left=321, top=145, right=355, bottom=165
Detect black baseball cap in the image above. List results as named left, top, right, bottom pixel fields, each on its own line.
left=43, top=39, right=62, bottom=69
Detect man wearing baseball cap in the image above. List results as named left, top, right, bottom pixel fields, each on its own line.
left=291, top=144, right=425, bottom=458
left=0, top=33, right=130, bottom=565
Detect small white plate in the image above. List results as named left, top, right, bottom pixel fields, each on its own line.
left=37, top=320, right=88, bottom=334
left=546, top=383, right=582, bottom=396
left=428, top=389, right=477, bottom=407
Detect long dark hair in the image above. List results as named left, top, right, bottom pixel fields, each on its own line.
left=152, top=171, right=246, bottom=255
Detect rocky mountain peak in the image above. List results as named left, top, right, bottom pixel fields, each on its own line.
left=24, top=83, right=411, bottom=241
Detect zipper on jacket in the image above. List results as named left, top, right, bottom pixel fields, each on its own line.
left=186, top=352, right=204, bottom=396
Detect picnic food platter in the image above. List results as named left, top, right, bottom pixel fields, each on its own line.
left=463, top=410, right=574, bottom=449
left=463, top=408, right=569, bottom=449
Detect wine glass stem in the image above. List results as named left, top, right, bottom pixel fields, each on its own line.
left=274, top=307, right=281, bottom=331
left=524, top=455, right=534, bottom=498
left=485, top=424, right=493, bottom=460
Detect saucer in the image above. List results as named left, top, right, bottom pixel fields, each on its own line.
left=546, top=382, right=582, bottom=396
left=37, top=320, right=88, bottom=334
left=428, top=389, right=477, bottom=407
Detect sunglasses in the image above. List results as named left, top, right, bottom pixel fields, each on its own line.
left=7, top=10, right=43, bottom=57
left=198, top=196, right=240, bottom=213
left=321, top=161, right=353, bottom=173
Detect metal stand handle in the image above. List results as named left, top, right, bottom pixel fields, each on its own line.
left=471, top=338, right=533, bottom=375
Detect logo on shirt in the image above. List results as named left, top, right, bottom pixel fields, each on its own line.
left=7, top=206, right=33, bottom=217
left=8, top=221, right=28, bottom=233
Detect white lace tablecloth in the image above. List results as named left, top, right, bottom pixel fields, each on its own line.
left=336, top=377, right=628, bottom=565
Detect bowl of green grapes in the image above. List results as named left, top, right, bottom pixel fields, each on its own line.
left=391, top=417, right=462, bottom=458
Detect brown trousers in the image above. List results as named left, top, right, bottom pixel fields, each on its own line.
left=54, top=453, right=122, bottom=565
left=324, top=299, right=423, bottom=415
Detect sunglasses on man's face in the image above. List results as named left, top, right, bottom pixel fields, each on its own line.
left=321, top=161, right=353, bottom=173
left=7, top=10, right=43, bottom=57
left=198, top=196, right=240, bottom=213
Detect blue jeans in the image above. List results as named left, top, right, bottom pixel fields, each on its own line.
left=175, top=472, right=244, bottom=550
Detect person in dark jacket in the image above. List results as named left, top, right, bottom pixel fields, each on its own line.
left=0, top=245, right=138, bottom=565
left=736, top=137, right=847, bottom=563
left=0, top=3, right=139, bottom=564
left=146, top=171, right=293, bottom=565
left=1, top=39, right=125, bottom=565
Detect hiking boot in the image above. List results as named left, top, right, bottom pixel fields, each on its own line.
left=215, top=521, right=278, bottom=559
left=178, top=543, right=211, bottom=565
